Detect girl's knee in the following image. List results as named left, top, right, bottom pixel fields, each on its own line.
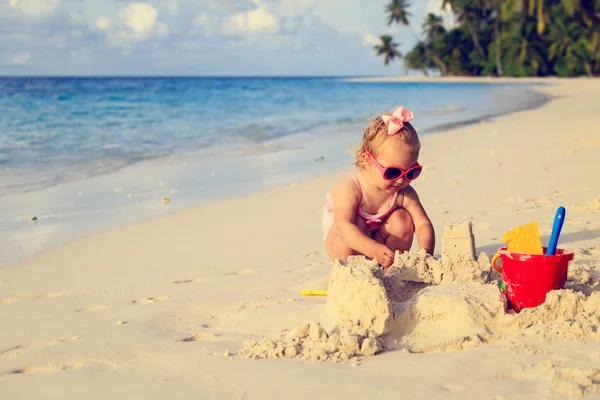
left=386, top=209, right=415, bottom=237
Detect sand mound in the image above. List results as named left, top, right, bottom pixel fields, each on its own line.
left=239, top=246, right=501, bottom=361
left=239, top=320, right=383, bottom=362
left=389, top=282, right=507, bottom=352
left=239, top=227, right=599, bottom=363
left=503, top=290, right=600, bottom=342
left=566, top=246, right=600, bottom=296
left=240, top=251, right=600, bottom=362
left=240, top=256, right=389, bottom=362
left=385, top=248, right=491, bottom=286
left=325, top=256, right=393, bottom=336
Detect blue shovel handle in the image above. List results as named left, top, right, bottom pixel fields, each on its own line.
left=546, top=206, right=566, bottom=255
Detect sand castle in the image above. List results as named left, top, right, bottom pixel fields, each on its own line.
left=240, top=222, right=600, bottom=364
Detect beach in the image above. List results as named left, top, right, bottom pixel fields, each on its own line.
left=0, top=77, right=545, bottom=267
left=1, top=77, right=599, bottom=399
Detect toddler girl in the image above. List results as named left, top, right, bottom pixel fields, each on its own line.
left=322, top=106, right=435, bottom=270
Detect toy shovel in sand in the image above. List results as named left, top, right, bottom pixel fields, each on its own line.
left=300, top=290, right=327, bottom=296
left=546, top=206, right=566, bottom=255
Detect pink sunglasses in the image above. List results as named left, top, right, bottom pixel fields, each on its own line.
left=365, top=151, right=423, bottom=181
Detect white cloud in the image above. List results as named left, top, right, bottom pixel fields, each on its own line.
left=14, top=0, right=60, bottom=17
left=426, top=0, right=457, bottom=30
left=96, top=17, right=110, bottom=30
left=12, top=52, right=31, bottom=64
left=362, top=33, right=380, bottom=48
left=121, top=2, right=158, bottom=34
left=94, top=2, right=168, bottom=46
left=221, top=6, right=278, bottom=35
left=0, top=0, right=431, bottom=76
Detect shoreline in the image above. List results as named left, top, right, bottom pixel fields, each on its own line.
left=0, top=78, right=545, bottom=201
left=341, top=75, right=576, bottom=83
left=1, top=77, right=599, bottom=399
left=419, top=86, right=553, bottom=135
left=0, top=79, right=548, bottom=268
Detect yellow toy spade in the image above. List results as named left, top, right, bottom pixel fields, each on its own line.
left=492, top=221, right=543, bottom=273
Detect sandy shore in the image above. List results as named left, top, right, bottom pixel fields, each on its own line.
left=344, top=75, right=581, bottom=83
left=1, top=77, right=599, bottom=399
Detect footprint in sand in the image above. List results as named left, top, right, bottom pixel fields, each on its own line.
left=172, top=277, right=215, bottom=284
left=7, top=362, right=84, bottom=375
left=1, top=293, right=64, bottom=306
left=0, top=345, right=23, bottom=360
left=0, top=336, right=81, bottom=361
left=225, top=269, right=253, bottom=276
left=35, top=292, right=64, bottom=299
left=180, top=332, right=220, bottom=342
left=440, top=384, right=464, bottom=392
left=303, top=251, right=324, bottom=258
left=0, top=297, right=20, bottom=306
left=132, top=296, right=170, bottom=305
left=237, top=301, right=265, bottom=312
left=75, top=305, right=106, bottom=312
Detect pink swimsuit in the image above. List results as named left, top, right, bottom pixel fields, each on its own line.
left=321, top=173, right=402, bottom=241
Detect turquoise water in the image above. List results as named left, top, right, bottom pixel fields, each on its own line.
left=0, top=77, right=547, bottom=265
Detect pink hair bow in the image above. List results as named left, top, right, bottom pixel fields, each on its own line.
left=381, top=106, right=414, bottom=136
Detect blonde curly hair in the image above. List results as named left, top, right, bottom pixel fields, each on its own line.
left=354, top=112, right=421, bottom=169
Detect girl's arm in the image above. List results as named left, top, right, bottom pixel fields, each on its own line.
left=402, top=185, right=435, bottom=255
left=329, top=177, right=380, bottom=257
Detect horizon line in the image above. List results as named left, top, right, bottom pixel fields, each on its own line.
left=0, top=74, right=410, bottom=79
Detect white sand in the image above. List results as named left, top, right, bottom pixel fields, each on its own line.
left=1, top=78, right=600, bottom=399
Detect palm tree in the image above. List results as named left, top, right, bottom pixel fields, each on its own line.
left=490, top=0, right=505, bottom=76
left=374, top=35, right=402, bottom=65
left=437, top=27, right=477, bottom=75
left=525, top=0, right=549, bottom=34
left=441, top=0, right=488, bottom=62
left=422, top=13, right=446, bottom=39
left=404, top=42, right=432, bottom=76
left=563, top=0, right=600, bottom=74
left=380, top=0, right=600, bottom=77
left=502, top=17, right=548, bottom=75
left=386, top=0, right=412, bottom=26
left=385, top=0, right=422, bottom=43
left=385, top=1, right=449, bottom=74
left=546, top=12, right=586, bottom=76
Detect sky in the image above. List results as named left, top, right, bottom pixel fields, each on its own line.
left=0, top=0, right=452, bottom=76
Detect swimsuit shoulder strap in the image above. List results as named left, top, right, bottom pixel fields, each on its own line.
left=380, top=190, right=399, bottom=217
left=348, top=173, right=363, bottom=200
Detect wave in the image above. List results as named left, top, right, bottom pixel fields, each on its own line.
left=0, top=77, right=548, bottom=198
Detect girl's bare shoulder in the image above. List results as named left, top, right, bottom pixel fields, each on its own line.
left=330, top=174, right=361, bottom=202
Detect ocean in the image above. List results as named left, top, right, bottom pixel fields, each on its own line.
left=0, top=77, right=548, bottom=266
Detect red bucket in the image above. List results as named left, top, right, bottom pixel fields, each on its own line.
left=491, top=247, right=574, bottom=312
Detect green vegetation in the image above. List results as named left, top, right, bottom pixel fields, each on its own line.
left=375, top=0, right=600, bottom=76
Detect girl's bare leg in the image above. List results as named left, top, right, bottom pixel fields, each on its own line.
left=325, top=217, right=370, bottom=262
left=374, top=208, right=415, bottom=254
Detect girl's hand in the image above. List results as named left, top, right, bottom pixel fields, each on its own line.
left=371, top=243, right=394, bottom=270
